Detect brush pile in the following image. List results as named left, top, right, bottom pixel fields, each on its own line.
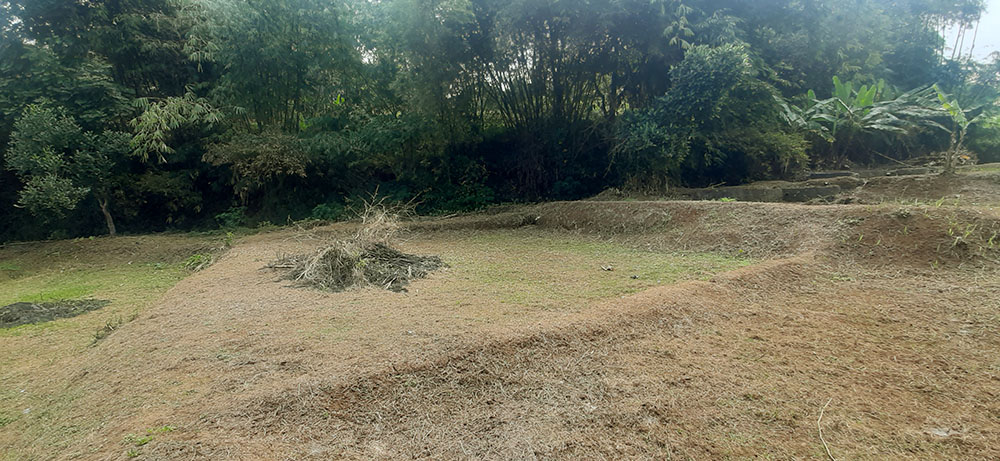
left=271, top=201, right=444, bottom=292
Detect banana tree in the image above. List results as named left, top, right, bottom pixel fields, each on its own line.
left=933, top=84, right=987, bottom=175
left=781, top=76, right=942, bottom=167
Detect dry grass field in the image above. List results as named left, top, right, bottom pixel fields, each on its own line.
left=2, top=171, right=1000, bottom=460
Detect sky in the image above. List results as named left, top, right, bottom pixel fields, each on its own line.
left=946, top=0, right=1000, bottom=61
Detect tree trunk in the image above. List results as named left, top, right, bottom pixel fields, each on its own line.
left=607, top=72, right=621, bottom=122
left=837, top=130, right=854, bottom=169
left=98, top=197, right=117, bottom=237
left=943, top=130, right=960, bottom=176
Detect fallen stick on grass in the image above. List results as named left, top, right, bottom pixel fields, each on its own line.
left=818, top=397, right=837, bottom=461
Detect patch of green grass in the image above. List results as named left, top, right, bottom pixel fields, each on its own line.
left=147, top=425, right=176, bottom=434
left=124, top=434, right=154, bottom=446
left=183, top=253, right=214, bottom=271
left=121, top=424, right=176, bottom=459
left=0, top=241, right=199, bottom=338
left=0, top=261, right=21, bottom=272
left=959, top=163, right=1000, bottom=173
left=0, top=262, right=183, bottom=304
left=443, top=230, right=751, bottom=309
left=0, top=263, right=185, bottom=312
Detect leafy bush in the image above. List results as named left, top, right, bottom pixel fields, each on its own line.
left=615, top=45, right=807, bottom=188
left=424, top=182, right=495, bottom=212
left=311, top=202, right=347, bottom=221
left=16, top=175, right=89, bottom=217
left=214, top=206, right=247, bottom=229
left=967, top=116, right=1000, bottom=164
left=204, top=131, right=308, bottom=204
left=780, top=77, right=944, bottom=167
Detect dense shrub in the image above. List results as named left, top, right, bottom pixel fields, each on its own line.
left=615, top=45, right=809, bottom=189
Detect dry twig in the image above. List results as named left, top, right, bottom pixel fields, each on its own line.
left=818, top=397, right=837, bottom=461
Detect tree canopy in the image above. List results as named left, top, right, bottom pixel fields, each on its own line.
left=0, top=0, right=996, bottom=241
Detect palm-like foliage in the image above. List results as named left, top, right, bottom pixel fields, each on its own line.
left=933, top=84, right=992, bottom=174
left=781, top=77, right=944, bottom=166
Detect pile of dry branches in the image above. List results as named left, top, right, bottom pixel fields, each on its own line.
left=271, top=199, right=443, bottom=292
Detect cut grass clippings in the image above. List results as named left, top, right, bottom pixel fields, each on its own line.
left=273, top=242, right=444, bottom=292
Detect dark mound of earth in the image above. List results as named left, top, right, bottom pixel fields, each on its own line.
left=0, top=299, right=110, bottom=328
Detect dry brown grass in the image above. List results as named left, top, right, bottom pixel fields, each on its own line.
left=2, top=198, right=1000, bottom=460
left=139, top=256, right=1000, bottom=460
left=269, top=199, right=443, bottom=292
left=837, top=169, right=1000, bottom=207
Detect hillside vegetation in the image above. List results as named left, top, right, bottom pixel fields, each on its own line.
left=2, top=0, right=1000, bottom=241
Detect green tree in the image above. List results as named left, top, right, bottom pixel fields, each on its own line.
left=5, top=104, right=128, bottom=236
left=0, top=0, right=995, bottom=242
left=129, top=90, right=221, bottom=163
left=188, top=0, right=357, bottom=133
left=616, top=45, right=807, bottom=189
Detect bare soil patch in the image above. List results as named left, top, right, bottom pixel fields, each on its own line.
left=0, top=299, right=110, bottom=329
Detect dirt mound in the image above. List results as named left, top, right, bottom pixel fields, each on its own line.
left=415, top=201, right=841, bottom=258
left=272, top=242, right=444, bottom=292
left=669, top=176, right=864, bottom=203
left=839, top=170, right=1000, bottom=206
left=415, top=201, right=1000, bottom=267
left=830, top=205, right=1000, bottom=268
left=0, top=234, right=216, bottom=268
left=1, top=299, right=110, bottom=328
left=583, top=165, right=1000, bottom=207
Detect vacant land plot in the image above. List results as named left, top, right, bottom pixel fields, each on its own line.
left=1, top=196, right=999, bottom=460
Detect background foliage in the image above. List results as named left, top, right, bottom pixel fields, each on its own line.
left=0, top=0, right=997, bottom=240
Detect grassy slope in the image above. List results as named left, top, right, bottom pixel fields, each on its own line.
left=0, top=228, right=749, bottom=459
left=445, top=231, right=749, bottom=308
left=5, top=196, right=997, bottom=459
left=0, top=234, right=219, bottom=449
